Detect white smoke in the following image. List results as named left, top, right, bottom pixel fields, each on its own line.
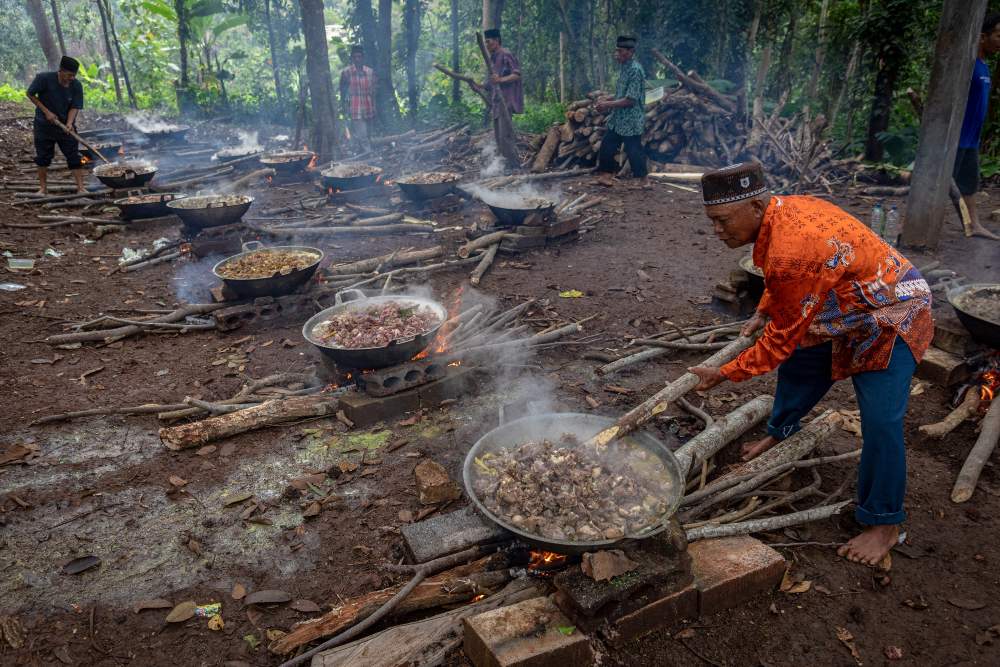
left=124, top=112, right=184, bottom=134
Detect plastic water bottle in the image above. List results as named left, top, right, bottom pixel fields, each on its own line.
left=883, top=205, right=899, bottom=245
left=870, top=201, right=884, bottom=232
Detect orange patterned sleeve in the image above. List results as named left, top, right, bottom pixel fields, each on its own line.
left=720, top=270, right=841, bottom=381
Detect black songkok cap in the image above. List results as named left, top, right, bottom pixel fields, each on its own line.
left=484, top=28, right=501, bottom=39
left=351, top=45, right=364, bottom=54
left=617, top=36, right=637, bottom=49
left=701, top=161, right=768, bottom=206
left=60, top=56, right=80, bottom=73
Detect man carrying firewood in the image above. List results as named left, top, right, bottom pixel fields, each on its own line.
left=339, top=45, right=376, bottom=153
left=689, top=162, right=934, bottom=566
left=595, top=36, right=647, bottom=187
left=483, top=29, right=524, bottom=117
left=25, top=56, right=85, bottom=195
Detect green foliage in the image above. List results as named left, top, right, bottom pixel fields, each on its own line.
left=513, top=102, right=566, bottom=134
left=0, top=84, right=27, bottom=104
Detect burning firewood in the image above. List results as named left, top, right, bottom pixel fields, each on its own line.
left=919, top=387, right=982, bottom=438
left=951, top=396, right=1000, bottom=503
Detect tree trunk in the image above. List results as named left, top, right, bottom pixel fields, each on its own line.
left=828, top=39, right=861, bottom=131
left=772, top=10, right=797, bottom=98
left=803, top=0, right=829, bottom=115
left=25, top=0, right=60, bottom=69
left=174, top=0, right=189, bottom=87
left=556, top=0, right=591, bottom=99
left=375, top=0, right=402, bottom=129
left=103, top=0, right=137, bottom=108
left=901, top=0, right=989, bottom=248
left=404, top=0, right=420, bottom=123
left=298, top=0, right=340, bottom=160
left=482, top=0, right=504, bottom=30
left=96, top=0, right=123, bottom=106
left=863, top=60, right=900, bottom=162
left=450, top=0, right=460, bottom=104
left=49, top=0, right=65, bottom=55
left=264, top=0, right=283, bottom=99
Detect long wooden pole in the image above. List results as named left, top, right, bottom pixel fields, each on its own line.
left=588, top=336, right=754, bottom=448
left=951, top=397, right=1000, bottom=503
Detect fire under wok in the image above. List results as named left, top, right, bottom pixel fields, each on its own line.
left=302, top=289, right=447, bottom=370
left=166, top=194, right=254, bottom=229
left=463, top=413, right=684, bottom=554
left=213, top=241, right=323, bottom=298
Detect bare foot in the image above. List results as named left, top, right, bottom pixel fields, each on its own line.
left=630, top=178, right=653, bottom=190
left=31, top=189, right=47, bottom=197
left=740, top=435, right=779, bottom=461
left=837, top=524, right=899, bottom=566
left=594, top=175, right=615, bottom=188
left=970, top=222, right=1000, bottom=241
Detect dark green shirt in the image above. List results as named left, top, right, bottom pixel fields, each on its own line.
left=607, top=59, right=645, bottom=137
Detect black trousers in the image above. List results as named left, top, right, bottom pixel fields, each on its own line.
left=33, top=120, right=82, bottom=169
left=597, top=128, right=647, bottom=178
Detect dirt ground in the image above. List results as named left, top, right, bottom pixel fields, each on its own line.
left=3, top=104, right=1000, bottom=667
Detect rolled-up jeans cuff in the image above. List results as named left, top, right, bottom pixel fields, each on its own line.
left=767, top=422, right=801, bottom=441
left=855, top=506, right=906, bottom=526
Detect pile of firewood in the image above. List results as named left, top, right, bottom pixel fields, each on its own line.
left=530, top=51, right=845, bottom=192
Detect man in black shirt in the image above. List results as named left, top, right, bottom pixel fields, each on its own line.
left=26, top=56, right=85, bottom=194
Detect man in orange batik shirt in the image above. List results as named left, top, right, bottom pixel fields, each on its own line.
left=689, top=162, right=933, bottom=566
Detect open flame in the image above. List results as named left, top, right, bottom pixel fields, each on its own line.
left=981, top=367, right=999, bottom=403
left=80, top=154, right=91, bottom=165
left=307, top=153, right=318, bottom=171
left=527, top=550, right=568, bottom=574
left=471, top=594, right=486, bottom=602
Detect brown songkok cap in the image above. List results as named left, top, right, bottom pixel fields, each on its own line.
left=701, top=161, right=767, bottom=206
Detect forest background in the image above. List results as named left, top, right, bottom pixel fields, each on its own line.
left=3, top=0, right=1000, bottom=171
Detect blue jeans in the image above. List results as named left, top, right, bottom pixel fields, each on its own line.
left=767, top=337, right=916, bottom=526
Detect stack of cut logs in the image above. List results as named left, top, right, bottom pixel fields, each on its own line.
left=530, top=52, right=842, bottom=191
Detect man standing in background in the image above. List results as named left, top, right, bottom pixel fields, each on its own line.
left=339, top=45, right=376, bottom=153
left=483, top=28, right=524, bottom=117
left=595, top=36, right=648, bottom=188
left=26, top=55, right=85, bottom=195
left=953, top=13, right=1000, bottom=240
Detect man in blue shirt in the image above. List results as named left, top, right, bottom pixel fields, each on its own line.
left=954, top=14, right=1000, bottom=240
left=26, top=56, right=85, bottom=195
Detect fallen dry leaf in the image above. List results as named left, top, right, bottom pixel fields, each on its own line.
left=224, top=492, right=254, bottom=506
left=302, top=502, right=322, bottom=518
left=168, top=475, right=188, bottom=487
left=0, top=615, right=26, bottom=649
left=948, top=596, right=987, bottom=611
left=902, top=596, right=929, bottom=611
left=398, top=510, right=414, bottom=523
left=208, top=614, right=225, bottom=631
left=266, top=628, right=287, bottom=641
left=884, top=646, right=903, bottom=660
left=289, top=599, right=321, bottom=613
left=134, top=598, right=172, bottom=614
left=243, top=590, right=291, bottom=606
left=232, top=583, right=246, bottom=600
left=779, top=569, right=812, bottom=594
left=166, top=601, right=197, bottom=623
left=398, top=413, right=423, bottom=427
left=62, top=555, right=101, bottom=575
left=836, top=627, right=863, bottom=666
left=673, top=628, right=696, bottom=640
left=0, top=444, right=35, bottom=467
left=338, top=460, right=359, bottom=473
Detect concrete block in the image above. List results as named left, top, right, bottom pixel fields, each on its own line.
left=689, top=536, right=785, bottom=616
left=401, top=507, right=509, bottom=564
left=916, top=346, right=971, bottom=387
left=599, top=583, right=698, bottom=647
left=463, top=596, right=592, bottom=667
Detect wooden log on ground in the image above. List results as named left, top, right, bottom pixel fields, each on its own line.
left=221, top=167, right=275, bottom=192
left=651, top=49, right=737, bottom=113
left=716, top=409, right=838, bottom=483
left=348, top=213, right=404, bottom=227
left=254, top=223, right=434, bottom=237
left=919, top=388, right=981, bottom=438
left=532, top=125, right=561, bottom=173
left=46, top=303, right=227, bottom=345
left=588, top=337, right=754, bottom=447
left=159, top=396, right=339, bottom=450
left=951, top=397, right=1000, bottom=503
left=307, top=579, right=542, bottom=667
left=326, top=247, right=442, bottom=275
left=686, top=501, right=850, bottom=542
left=470, top=242, right=499, bottom=286
left=674, top=395, right=774, bottom=476
left=458, top=231, right=509, bottom=258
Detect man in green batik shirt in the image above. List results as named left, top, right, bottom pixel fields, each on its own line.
left=596, top=36, right=648, bottom=187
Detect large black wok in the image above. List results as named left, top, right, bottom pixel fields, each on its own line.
left=302, top=289, right=447, bottom=369
left=93, top=161, right=157, bottom=189
left=259, top=150, right=315, bottom=175
left=142, top=125, right=190, bottom=143
left=948, top=283, right=1000, bottom=348
left=166, top=194, right=254, bottom=229
left=479, top=192, right=556, bottom=226
left=463, top=413, right=685, bottom=554
left=321, top=164, right=383, bottom=191
left=213, top=241, right=323, bottom=298
left=397, top=172, right=461, bottom=200
left=115, top=192, right=186, bottom=220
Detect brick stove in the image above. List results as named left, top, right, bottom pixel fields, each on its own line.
left=399, top=507, right=785, bottom=667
